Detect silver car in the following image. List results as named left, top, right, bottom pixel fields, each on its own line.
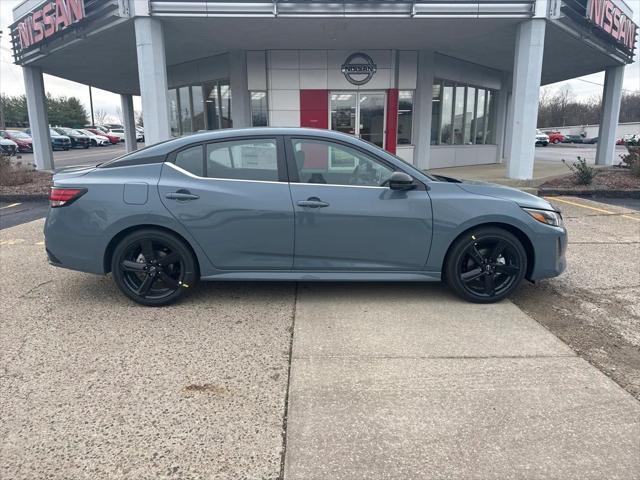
left=45, top=128, right=567, bottom=306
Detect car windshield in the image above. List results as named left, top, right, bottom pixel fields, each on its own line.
left=72, top=129, right=85, bottom=135
left=50, top=129, right=63, bottom=136
left=8, top=131, right=30, bottom=139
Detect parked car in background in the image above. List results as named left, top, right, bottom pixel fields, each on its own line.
left=0, top=130, right=33, bottom=152
left=44, top=128, right=567, bottom=306
left=26, top=128, right=72, bottom=150
left=563, top=134, right=584, bottom=144
left=53, top=128, right=91, bottom=149
left=546, top=131, right=565, bottom=144
left=80, top=129, right=110, bottom=147
left=87, top=128, right=120, bottom=145
left=535, top=130, right=549, bottom=146
left=107, top=128, right=126, bottom=142
left=0, top=137, right=18, bottom=156
left=584, top=137, right=598, bottom=144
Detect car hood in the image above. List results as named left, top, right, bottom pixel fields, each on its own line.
left=433, top=174, right=555, bottom=211
left=1, top=139, right=17, bottom=146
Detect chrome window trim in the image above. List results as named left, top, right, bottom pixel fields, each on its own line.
left=165, top=162, right=286, bottom=185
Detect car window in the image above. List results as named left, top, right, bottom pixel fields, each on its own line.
left=206, top=138, right=278, bottom=182
left=175, top=145, right=204, bottom=177
left=290, top=138, right=394, bottom=187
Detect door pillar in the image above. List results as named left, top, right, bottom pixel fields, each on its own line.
left=134, top=17, right=171, bottom=145
left=596, top=65, right=625, bottom=166
left=23, top=66, right=54, bottom=171
left=506, top=19, right=546, bottom=180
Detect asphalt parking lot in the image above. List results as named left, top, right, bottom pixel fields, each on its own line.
left=1, top=196, right=638, bottom=479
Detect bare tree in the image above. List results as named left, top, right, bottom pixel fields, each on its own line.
left=135, top=110, right=144, bottom=127
left=94, top=109, right=109, bottom=125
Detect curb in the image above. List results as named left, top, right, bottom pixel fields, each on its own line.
left=0, top=194, right=49, bottom=202
left=538, top=188, right=640, bottom=199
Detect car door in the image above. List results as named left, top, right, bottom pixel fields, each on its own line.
left=286, top=136, right=432, bottom=270
left=158, top=136, right=295, bottom=270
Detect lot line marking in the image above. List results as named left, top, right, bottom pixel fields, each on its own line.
left=547, top=197, right=640, bottom=222
left=0, top=203, right=21, bottom=210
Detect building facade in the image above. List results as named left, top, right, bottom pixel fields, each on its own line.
left=10, top=0, right=638, bottom=179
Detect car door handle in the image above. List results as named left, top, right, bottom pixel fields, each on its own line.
left=166, top=191, right=199, bottom=201
left=297, top=198, right=329, bottom=208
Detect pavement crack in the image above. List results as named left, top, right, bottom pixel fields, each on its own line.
left=278, top=282, right=298, bottom=480
left=19, top=280, right=53, bottom=298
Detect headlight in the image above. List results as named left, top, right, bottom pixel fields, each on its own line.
left=523, top=207, right=564, bottom=227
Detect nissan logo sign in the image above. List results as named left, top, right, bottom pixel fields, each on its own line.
left=341, top=53, right=377, bottom=86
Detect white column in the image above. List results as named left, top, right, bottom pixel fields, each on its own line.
left=495, top=72, right=512, bottom=163
left=121, top=94, right=137, bottom=153
left=412, top=51, right=435, bottom=170
left=596, top=65, right=625, bottom=166
left=229, top=50, right=251, bottom=128
left=23, top=66, right=54, bottom=171
left=134, top=17, right=171, bottom=145
left=506, top=19, right=546, bottom=180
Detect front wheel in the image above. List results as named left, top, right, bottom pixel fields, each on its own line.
left=111, top=229, right=198, bottom=306
left=445, top=227, right=527, bottom=303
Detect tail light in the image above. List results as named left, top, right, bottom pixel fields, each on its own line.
left=49, top=187, right=87, bottom=208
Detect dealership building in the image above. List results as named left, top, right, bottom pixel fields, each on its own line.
left=10, top=0, right=637, bottom=179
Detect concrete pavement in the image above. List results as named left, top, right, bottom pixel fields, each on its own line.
left=1, top=212, right=639, bottom=479
left=284, top=283, right=639, bottom=480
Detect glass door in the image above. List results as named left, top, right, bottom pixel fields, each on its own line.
left=330, top=91, right=386, bottom=148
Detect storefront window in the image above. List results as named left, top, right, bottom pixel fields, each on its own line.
left=251, top=91, right=268, bottom=127
left=397, top=91, right=413, bottom=145
left=439, top=83, right=454, bottom=145
left=475, top=89, right=486, bottom=144
left=453, top=86, right=465, bottom=145
left=431, top=79, right=497, bottom=146
left=192, top=86, right=205, bottom=131
left=169, top=89, right=179, bottom=137
left=430, top=84, right=441, bottom=145
left=219, top=83, right=232, bottom=128
left=463, top=87, right=476, bottom=145
left=179, top=86, right=192, bottom=134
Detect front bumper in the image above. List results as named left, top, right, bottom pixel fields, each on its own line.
left=529, top=226, right=567, bottom=281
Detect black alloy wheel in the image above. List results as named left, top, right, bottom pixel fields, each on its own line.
left=445, top=227, right=527, bottom=303
left=111, top=229, right=198, bottom=306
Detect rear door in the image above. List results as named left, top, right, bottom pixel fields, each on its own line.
left=158, top=136, right=295, bottom=270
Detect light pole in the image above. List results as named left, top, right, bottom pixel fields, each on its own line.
left=89, top=85, right=95, bottom=126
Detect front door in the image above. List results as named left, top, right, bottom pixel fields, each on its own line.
left=158, top=137, right=294, bottom=270
left=286, top=136, right=432, bottom=270
left=330, top=91, right=386, bottom=148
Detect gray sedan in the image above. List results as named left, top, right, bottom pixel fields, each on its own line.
left=44, top=128, right=566, bottom=306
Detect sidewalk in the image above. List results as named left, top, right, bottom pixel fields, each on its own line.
left=284, top=283, right=640, bottom=479
left=428, top=159, right=571, bottom=188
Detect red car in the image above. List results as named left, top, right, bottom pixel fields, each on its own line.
left=547, top=131, right=565, bottom=144
left=88, top=128, right=119, bottom=145
left=0, top=129, right=33, bottom=152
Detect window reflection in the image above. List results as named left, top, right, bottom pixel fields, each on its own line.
left=169, top=80, right=232, bottom=137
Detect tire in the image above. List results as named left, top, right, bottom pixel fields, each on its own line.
left=542, top=142, right=548, bottom=147
left=111, top=229, right=199, bottom=306
left=445, top=227, right=527, bottom=304
left=553, top=139, right=560, bottom=144
left=63, top=147, right=70, bottom=151
left=84, top=144, right=90, bottom=149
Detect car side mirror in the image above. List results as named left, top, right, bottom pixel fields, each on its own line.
left=388, top=171, right=415, bottom=191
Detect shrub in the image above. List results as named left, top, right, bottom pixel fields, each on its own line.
left=0, top=153, right=35, bottom=186
left=619, top=151, right=640, bottom=178
left=562, top=156, right=597, bottom=185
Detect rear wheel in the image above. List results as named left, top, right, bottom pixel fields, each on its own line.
left=445, top=227, right=527, bottom=303
left=111, top=229, right=198, bottom=306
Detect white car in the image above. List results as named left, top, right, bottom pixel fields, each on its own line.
left=107, top=128, right=126, bottom=142
left=535, top=129, right=549, bottom=147
left=80, top=129, right=110, bottom=147
left=0, top=138, right=18, bottom=156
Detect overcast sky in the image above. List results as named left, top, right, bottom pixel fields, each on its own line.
left=1, top=0, right=639, bottom=123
